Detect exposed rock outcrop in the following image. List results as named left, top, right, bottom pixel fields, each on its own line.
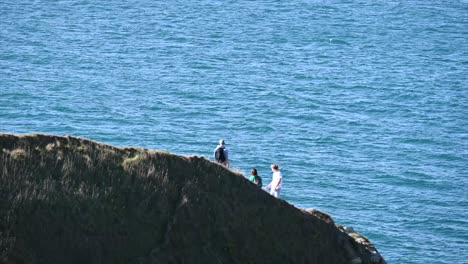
left=0, top=133, right=385, bottom=264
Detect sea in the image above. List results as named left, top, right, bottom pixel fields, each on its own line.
left=1, top=1, right=467, bottom=263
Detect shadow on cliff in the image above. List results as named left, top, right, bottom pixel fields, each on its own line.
left=0, top=134, right=385, bottom=264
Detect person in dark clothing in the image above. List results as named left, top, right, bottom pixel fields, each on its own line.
left=214, top=139, right=229, bottom=168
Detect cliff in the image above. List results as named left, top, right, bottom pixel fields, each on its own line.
left=0, top=133, right=385, bottom=264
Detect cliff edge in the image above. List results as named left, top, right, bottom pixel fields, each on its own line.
left=0, top=133, right=385, bottom=264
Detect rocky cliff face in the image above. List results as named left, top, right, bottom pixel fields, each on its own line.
left=0, top=134, right=385, bottom=264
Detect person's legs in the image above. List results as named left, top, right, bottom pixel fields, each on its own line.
left=270, top=189, right=280, bottom=198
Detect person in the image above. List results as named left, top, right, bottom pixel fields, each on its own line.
left=214, top=139, right=229, bottom=168
left=264, top=164, right=282, bottom=198
left=249, top=168, right=262, bottom=187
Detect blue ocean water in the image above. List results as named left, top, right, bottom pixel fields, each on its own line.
left=1, top=1, right=467, bottom=263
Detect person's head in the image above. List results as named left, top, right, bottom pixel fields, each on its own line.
left=271, top=164, right=279, bottom=171
left=251, top=168, right=258, bottom=176
left=219, top=139, right=225, bottom=146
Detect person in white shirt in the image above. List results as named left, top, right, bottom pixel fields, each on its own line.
left=264, top=164, right=282, bottom=198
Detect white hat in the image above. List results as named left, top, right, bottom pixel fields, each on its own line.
left=219, top=139, right=225, bottom=145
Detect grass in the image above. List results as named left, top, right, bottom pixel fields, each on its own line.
left=0, top=133, right=384, bottom=264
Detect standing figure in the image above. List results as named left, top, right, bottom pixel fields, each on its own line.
left=214, top=139, right=229, bottom=168
left=249, top=168, right=262, bottom=187
left=264, top=164, right=282, bottom=198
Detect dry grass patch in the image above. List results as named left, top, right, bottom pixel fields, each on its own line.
left=9, top=148, right=27, bottom=159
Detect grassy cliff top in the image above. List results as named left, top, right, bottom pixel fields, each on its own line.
left=0, top=133, right=385, bottom=264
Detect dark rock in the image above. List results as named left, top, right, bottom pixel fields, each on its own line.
left=0, top=133, right=385, bottom=264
